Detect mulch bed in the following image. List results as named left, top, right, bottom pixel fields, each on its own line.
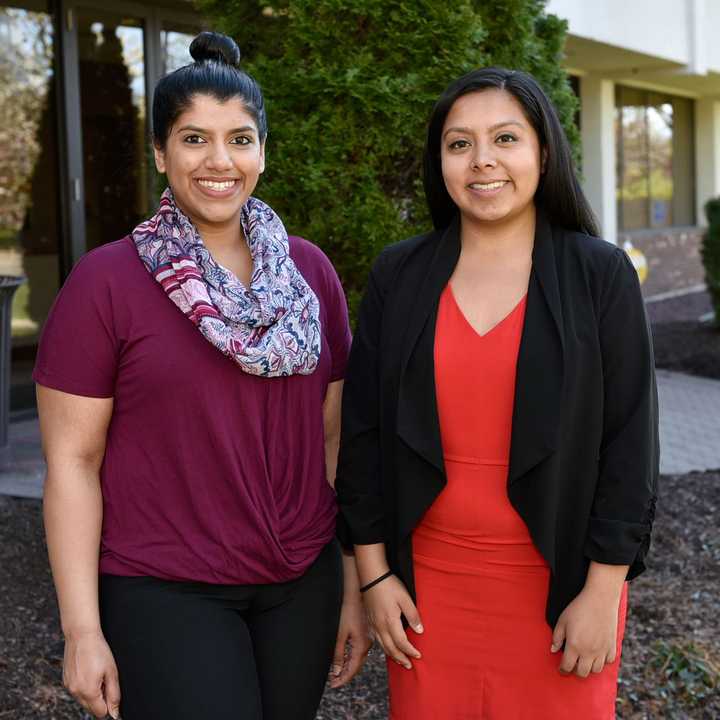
left=647, top=289, right=720, bottom=381
left=652, top=322, right=720, bottom=381
left=2, top=470, right=718, bottom=719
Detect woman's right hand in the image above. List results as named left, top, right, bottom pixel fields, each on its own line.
left=362, top=575, right=424, bottom=669
left=63, top=629, right=121, bottom=719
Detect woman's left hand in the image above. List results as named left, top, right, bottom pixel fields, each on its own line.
left=551, top=584, right=621, bottom=678
left=329, top=594, right=373, bottom=688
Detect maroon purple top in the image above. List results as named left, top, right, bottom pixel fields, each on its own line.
left=34, top=235, right=351, bottom=584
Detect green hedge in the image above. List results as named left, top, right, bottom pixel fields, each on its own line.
left=195, top=0, right=578, bottom=317
left=703, top=199, right=720, bottom=326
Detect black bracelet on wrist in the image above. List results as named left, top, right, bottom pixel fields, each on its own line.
left=359, top=570, right=393, bottom=593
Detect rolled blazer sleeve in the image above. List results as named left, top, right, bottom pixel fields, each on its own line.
left=335, top=251, right=392, bottom=546
left=584, top=247, right=659, bottom=578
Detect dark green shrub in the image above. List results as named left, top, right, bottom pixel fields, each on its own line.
left=195, top=0, right=578, bottom=317
left=703, top=198, right=720, bottom=326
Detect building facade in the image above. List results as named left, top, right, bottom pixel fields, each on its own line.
left=548, top=0, right=720, bottom=297
left=1, top=0, right=718, bottom=409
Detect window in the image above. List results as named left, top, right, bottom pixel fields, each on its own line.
left=569, top=74, right=580, bottom=132
left=0, top=2, right=62, bottom=406
left=76, top=11, right=149, bottom=250
left=615, top=86, right=695, bottom=230
left=160, top=25, right=197, bottom=75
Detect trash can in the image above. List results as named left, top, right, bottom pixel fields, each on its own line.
left=0, top=276, right=26, bottom=450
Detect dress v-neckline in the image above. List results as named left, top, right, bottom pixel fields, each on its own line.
left=446, top=284, right=527, bottom=340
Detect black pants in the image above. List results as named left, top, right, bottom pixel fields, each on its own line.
left=99, top=540, right=343, bottom=720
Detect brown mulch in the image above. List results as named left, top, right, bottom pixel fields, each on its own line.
left=615, top=470, right=720, bottom=719
left=1, top=471, right=719, bottom=719
left=647, top=289, right=720, bottom=381
left=644, top=289, right=713, bottom=326
left=652, top=321, right=720, bottom=381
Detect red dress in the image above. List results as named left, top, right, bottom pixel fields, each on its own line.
left=387, top=284, right=627, bottom=720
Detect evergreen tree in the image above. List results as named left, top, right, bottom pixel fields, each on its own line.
left=196, top=0, right=577, bottom=314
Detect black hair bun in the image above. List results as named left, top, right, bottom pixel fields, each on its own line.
left=190, top=31, right=241, bottom=67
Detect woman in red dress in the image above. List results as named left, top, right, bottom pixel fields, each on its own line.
left=337, top=68, right=657, bottom=719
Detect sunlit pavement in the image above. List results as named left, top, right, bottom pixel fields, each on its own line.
left=655, top=369, right=720, bottom=474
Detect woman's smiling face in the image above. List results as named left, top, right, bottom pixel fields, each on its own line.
left=440, top=88, right=543, bottom=229
left=153, top=93, right=265, bottom=232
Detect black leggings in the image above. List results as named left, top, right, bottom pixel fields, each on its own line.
left=99, top=540, right=342, bottom=720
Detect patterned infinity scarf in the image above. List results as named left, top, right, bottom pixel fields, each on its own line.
left=131, top=188, right=321, bottom=377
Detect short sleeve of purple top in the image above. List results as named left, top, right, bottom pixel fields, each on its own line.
left=33, top=236, right=352, bottom=584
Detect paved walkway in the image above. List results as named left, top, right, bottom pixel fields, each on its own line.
left=0, top=416, right=46, bottom=499
left=655, top=369, right=720, bottom=474
left=1, top=369, right=718, bottom=500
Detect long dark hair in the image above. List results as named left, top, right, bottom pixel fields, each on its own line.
left=152, top=31, right=267, bottom=149
left=423, top=67, right=599, bottom=236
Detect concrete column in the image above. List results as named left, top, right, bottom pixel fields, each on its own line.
left=695, top=97, right=720, bottom=226
left=580, top=75, right=617, bottom=244
left=687, top=0, right=708, bottom=76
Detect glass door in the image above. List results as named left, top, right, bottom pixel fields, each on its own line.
left=160, top=22, right=196, bottom=74
left=74, top=8, right=149, bottom=250
left=0, top=2, right=61, bottom=408
left=0, top=0, right=203, bottom=410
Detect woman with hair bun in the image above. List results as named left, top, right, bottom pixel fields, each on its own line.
left=36, top=31, right=370, bottom=720
left=337, top=67, right=658, bottom=718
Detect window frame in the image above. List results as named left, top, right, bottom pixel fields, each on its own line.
left=615, top=84, right=696, bottom=232
left=58, top=0, right=205, bottom=269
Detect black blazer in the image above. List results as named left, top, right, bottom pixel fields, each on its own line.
left=336, top=212, right=659, bottom=627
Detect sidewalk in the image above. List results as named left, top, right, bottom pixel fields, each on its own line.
left=655, top=369, right=720, bottom=474
left=0, top=416, right=46, bottom=499
left=1, top=369, right=718, bottom=499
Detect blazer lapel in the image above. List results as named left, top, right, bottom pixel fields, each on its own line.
left=508, top=212, right=565, bottom=485
left=396, top=217, right=460, bottom=475
left=394, top=211, right=565, bottom=542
